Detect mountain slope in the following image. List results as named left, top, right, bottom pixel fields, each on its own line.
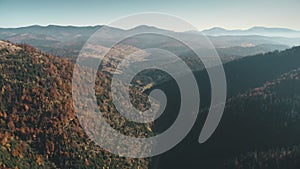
left=223, top=68, right=300, bottom=169
left=151, top=46, right=300, bottom=169
left=0, top=40, right=152, bottom=169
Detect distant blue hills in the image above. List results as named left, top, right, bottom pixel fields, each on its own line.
left=201, top=26, right=300, bottom=38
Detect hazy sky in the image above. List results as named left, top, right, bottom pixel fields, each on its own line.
left=0, top=0, right=299, bottom=31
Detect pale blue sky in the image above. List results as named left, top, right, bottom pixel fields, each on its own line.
left=0, top=0, right=299, bottom=31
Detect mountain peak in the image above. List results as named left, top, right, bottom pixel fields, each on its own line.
left=248, top=26, right=267, bottom=30
left=206, top=27, right=227, bottom=31
left=129, top=25, right=165, bottom=32
left=133, top=25, right=157, bottom=29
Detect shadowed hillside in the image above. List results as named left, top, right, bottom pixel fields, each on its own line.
left=151, top=46, right=300, bottom=169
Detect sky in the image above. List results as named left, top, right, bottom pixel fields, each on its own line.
left=0, top=0, right=299, bottom=31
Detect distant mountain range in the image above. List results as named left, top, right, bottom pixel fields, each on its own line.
left=201, top=26, right=300, bottom=38
left=0, top=25, right=300, bottom=63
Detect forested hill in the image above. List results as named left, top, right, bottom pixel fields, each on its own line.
left=224, top=46, right=300, bottom=97
left=151, top=46, right=300, bottom=169
left=0, top=40, right=152, bottom=169
left=219, top=67, right=300, bottom=169
left=184, top=46, right=300, bottom=108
